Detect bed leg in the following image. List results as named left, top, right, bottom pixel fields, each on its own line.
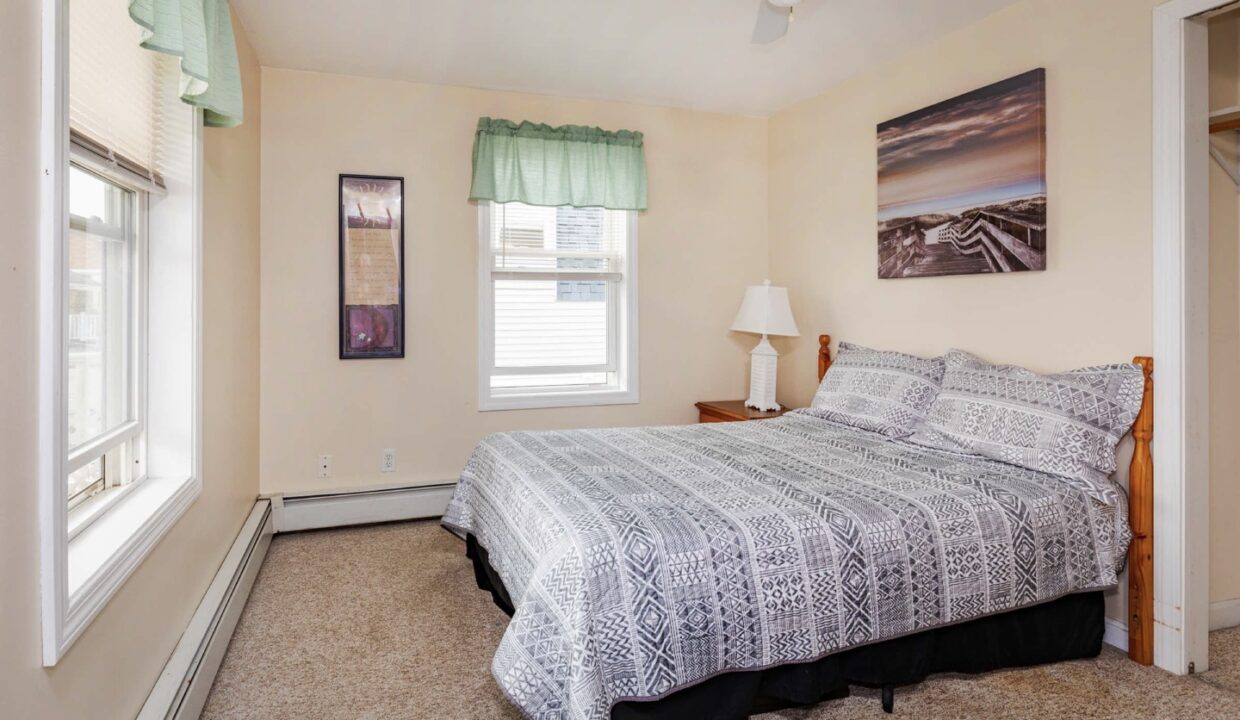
left=881, top=685, right=894, bottom=714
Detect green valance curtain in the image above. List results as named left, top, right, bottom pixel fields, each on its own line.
left=469, top=118, right=648, bottom=211
left=128, top=0, right=244, bottom=128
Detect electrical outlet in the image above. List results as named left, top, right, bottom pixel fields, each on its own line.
left=382, top=448, right=396, bottom=473
left=318, top=454, right=332, bottom=479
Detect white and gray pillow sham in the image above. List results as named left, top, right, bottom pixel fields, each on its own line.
left=907, top=349, right=1145, bottom=483
left=805, top=341, right=945, bottom=438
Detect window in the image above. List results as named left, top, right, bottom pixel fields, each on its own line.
left=65, top=165, right=145, bottom=526
left=479, top=201, right=638, bottom=410
left=40, top=0, right=201, bottom=665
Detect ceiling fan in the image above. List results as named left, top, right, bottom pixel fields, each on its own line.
left=752, top=0, right=803, bottom=44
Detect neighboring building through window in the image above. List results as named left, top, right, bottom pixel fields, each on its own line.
left=479, top=201, right=638, bottom=410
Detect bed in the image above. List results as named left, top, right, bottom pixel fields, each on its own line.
left=442, top=335, right=1154, bottom=720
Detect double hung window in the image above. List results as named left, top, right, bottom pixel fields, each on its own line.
left=479, top=201, right=638, bottom=409
left=40, top=0, right=202, bottom=665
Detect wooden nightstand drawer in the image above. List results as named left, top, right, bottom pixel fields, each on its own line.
left=695, top=400, right=787, bottom=423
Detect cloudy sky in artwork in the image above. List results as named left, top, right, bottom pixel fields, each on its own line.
left=877, top=69, right=1045, bottom=221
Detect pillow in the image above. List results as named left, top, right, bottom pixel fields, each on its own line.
left=804, top=342, right=945, bottom=438
left=907, top=349, right=1145, bottom=482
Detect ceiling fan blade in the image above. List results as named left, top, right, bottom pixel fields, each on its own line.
left=752, top=0, right=790, bottom=44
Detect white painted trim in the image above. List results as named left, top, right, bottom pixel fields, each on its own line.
left=476, top=203, right=640, bottom=412
left=1104, top=617, right=1129, bottom=653
left=138, top=500, right=274, bottom=720
left=38, top=0, right=71, bottom=669
left=39, top=0, right=206, bottom=664
left=482, top=387, right=640, bottom=411
left=63, top=475, right=201, bottom=652
left=477, top=203, right=493, bottom=412
left=274, top=483, right=457, bottom=533
left=1211, top=598, right=1240, bottom=631
left=1152, top=0, right=1220, bottom=675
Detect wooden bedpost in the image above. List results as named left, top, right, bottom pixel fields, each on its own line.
left=1128, top=356, right=1154, bottom=666
left=818, top=335, right=833, bottom=382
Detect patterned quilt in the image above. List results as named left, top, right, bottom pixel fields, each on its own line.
left=441, top=412, right=1131, bottom=720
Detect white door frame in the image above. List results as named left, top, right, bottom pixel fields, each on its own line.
left=1152, top=0, right=1220, bottom=675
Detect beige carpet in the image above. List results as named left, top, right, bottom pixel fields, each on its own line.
left=203, top=520, right=1240, bottom=720
left=1203, top=626, right=1240, bottom=695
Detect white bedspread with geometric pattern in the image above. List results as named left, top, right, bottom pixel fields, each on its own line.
left=441, top=412, right=1131, bottom=720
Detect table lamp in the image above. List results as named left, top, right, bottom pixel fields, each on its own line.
left=730, top=280, right=800, bottom=411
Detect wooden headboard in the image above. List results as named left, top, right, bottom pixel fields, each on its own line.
left=1128, top=357, right=1154, bottom=666
left=817, top=334, right=832, bottom=381
left=815, top=333, right=1155, bottom=666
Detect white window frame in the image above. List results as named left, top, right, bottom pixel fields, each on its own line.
left=39, top=0, right=203, bottom=666
left=477, top=201, right=639, bottom=411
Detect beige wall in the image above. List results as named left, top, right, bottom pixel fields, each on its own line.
left=766, top=0, right=1159, bottom=622
left=1210, top=10, right=1240, bottom=606
left=769, top=0, right=1156, bottom=388
left=259, top=69, right=768, bottom=494
left=0, top=9, right=262, bottom=719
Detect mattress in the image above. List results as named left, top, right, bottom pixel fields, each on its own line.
left=441, top=412, right=1131, bottom=720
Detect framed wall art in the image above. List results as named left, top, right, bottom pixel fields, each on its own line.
left=339, top=174, right=404, bottom=359
left=877, top=68, right=1047, bottom=279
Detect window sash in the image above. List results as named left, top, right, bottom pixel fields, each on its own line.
left=66, top=165, right=138, bottom=450
left=489, top=274, right=621, bottom=374
left=65, top=163, right=147, bottom=509
left=490, top=268, right=623, bottom=281
left=66, top=419, right=141, bottom=474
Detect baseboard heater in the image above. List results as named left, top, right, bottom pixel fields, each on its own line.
left=138, top=500, right=274, bottom=720
left=272, top=482, right=456, bottom=533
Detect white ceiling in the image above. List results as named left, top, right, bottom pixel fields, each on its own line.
left=231, top=0, right=1022, bottom=117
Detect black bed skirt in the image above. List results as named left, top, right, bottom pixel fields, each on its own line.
left=464, top=534, right=1105, bottom=720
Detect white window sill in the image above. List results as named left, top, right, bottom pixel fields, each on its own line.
left=480, top=387, right=639, bottom=411
left=67, top=481, right=139, bottom=542
left=61, top=475, right=200, bottom=651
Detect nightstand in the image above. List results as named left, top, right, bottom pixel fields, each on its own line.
left=695, top=400, right=788, bottom=424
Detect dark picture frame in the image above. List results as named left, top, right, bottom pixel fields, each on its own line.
left=339, top=174, right=404, bottom=359
left=876, top=68, right=1047, bottom=279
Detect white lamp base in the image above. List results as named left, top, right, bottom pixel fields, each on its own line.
left=745, top=335, right=781, bottom=411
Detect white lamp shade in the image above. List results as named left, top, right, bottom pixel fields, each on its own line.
left=730, top=280, right=800, bottom=337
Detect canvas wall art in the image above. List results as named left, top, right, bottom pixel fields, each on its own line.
left=339, top=174, right=404, bottom=359
left=877, top=68, right=1047, bottom=279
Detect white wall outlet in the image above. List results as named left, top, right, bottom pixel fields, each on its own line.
left=381, top=448, right=396, bottom=473
left=318, top=454, right=332, bottom=479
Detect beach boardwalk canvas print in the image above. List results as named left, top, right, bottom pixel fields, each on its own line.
left=877, top=68, right=1047, bottom=279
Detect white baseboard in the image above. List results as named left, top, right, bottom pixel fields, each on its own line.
left=138, top=499, right=273, bottom=720
left=1211, top=598, right=1240, bottom=631
left=1104, top=617, right=1129, bottom=652
left=272, top=481, right=456, bottom=533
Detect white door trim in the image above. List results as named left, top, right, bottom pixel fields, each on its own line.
left=1152, top=0, right=1219, bottom=675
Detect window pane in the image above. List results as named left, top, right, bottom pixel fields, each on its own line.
left=490, top=202, right=626, bottom=274
left=67, top=166, right=133, bottom=449
left=494, top=279, right=609, bottom=368
left=68, top=457, right=104, bottom=503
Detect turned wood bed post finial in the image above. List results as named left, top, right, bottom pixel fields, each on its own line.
left=818, top=335, right=832, bottom=382
left=1128, top=356, right=1154, bottom=666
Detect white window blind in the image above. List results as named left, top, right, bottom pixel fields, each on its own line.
left=482, top=201, right=636, bottom=406
left=69, top=0, right=187, bottom=190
